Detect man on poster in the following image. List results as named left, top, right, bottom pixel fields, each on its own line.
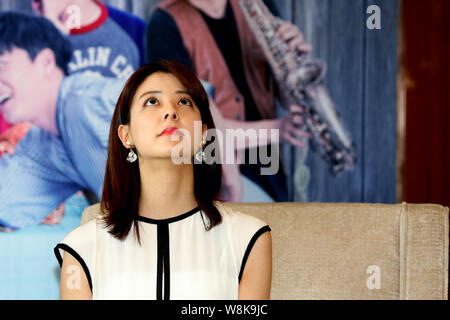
left=0, top=12, right=126, bottom=231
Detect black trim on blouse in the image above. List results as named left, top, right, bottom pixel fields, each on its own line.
left=238, top=225, right=272, bottom=283
left=138, top=206, right=200, bottom=300
left=156, top=222, right=171, bottom=300
left=135, top=206, right=200, bottom=224
left=54, top=243, right=93, bottom=292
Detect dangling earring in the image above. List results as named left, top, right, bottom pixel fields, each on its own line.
left=194, top=137, right=206, bottom=163
left=126, top=141, right=137, bottom=163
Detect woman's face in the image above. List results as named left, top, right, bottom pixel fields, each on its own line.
left=118, top=71, right=207, bottom=162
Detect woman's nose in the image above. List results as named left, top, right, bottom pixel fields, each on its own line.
left=164, top=110, right=178, bottom=120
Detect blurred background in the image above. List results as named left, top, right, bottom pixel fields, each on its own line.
left=1, top=0, right=400, bottom=204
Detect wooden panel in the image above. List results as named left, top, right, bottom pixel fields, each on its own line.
left=290, top=0, right=331, bottom=202
left=447, top=1, right=450, bottom=208
left=270, top=0, right=295, bottom=200
left=271, top=0, right=293, bottom=21
left=403, top=0, right=450, bottom=206
left=364, top=0, right=398, bottom=203
left=289, top=0, right=398, bottom=203
left=295, top=0, right=366, bottom=202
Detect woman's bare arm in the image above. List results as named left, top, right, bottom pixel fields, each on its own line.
left=238, top=231, right=272, bottom=300
left=59, top=251, right=92, bottom=300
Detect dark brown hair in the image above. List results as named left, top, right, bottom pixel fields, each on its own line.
left=101, top=60, right=223, bottom=245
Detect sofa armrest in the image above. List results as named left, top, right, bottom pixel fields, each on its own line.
left=400, top=203, right=448, bottom=299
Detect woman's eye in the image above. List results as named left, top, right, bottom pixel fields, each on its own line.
left=179, top=98, right=192, bottom=106
left=145, top=98, right=158, bottom=106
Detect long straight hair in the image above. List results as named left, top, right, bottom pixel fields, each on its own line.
left=101, top=60, right=223, bottom=245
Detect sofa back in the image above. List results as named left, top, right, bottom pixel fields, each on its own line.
left=81, top=202, right=449, bottom=299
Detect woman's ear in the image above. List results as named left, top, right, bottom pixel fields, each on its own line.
left=202, top=124, right=208, bottom=141
left=118, top=124, right=132, bottom=148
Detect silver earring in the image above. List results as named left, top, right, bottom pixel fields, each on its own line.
left=127, top=149, right=137, bottom=163
left=126, top=141, right=137, bottom=163
left=194, top=138, right=206, bottom=163
left=194, top=149, right=205, bottom=163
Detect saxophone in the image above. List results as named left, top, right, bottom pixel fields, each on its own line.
left=239, top=0, right=356, bottom=174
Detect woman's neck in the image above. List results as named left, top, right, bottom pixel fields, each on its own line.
left=188, top=0, right=228, bottom=19
left=138, top=159, right=198, bottom=220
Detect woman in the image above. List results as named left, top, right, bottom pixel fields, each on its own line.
left=54, top=60, right=272, bottom=300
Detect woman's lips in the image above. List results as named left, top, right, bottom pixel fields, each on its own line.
left=160, top=127, right=183, bottom=136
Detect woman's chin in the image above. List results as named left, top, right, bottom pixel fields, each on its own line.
left=148, top=152, right=189, bottom=162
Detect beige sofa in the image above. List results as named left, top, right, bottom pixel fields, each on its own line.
left=81, top=202, right=449, bottom=300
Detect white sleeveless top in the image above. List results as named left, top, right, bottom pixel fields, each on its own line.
left=54, top=201, right=271, bottom=300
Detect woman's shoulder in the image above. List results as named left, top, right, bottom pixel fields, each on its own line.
left=213, top=200, right=271, bottom=235
left=59, top=216, right=100, bottom=250
left=58, top=203, right=111, bottom=252
left=212, top=201, right=271, bottom=282
left=54, top=214, right=105, bottom=294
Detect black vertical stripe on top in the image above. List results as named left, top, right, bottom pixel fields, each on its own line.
left=135, top=206, right=199, bottom=300
left=156, top=223, right=163, bottom=300
left=156, top=222, right=170, bottom=300
left=162, top=222, right=170, bottom=300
